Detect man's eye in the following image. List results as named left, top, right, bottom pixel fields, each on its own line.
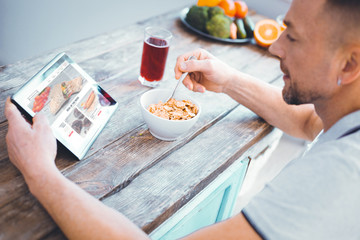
left=286, top=34, right=296, bottom=42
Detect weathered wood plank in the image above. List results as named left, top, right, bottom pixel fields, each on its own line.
left=0, top=100, right=280, bottom=239
left=0, top=76, right=283, bottom=238
left=101, top=107, right=282, bottom=234
left=49, top=128, right=282, bottom=240
left=0, top=39, right=276, bottom=162
left=0, top=54, right=281, bottom=214
left=0, top=193, right=56, bottom=240
left=0, top=39, right=277, bottom=161
left=0, top=51, right=280, bottom=211
left=0, top=87, right=237, bottom=204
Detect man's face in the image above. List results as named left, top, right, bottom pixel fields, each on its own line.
left=269, top=0, right=339, bottom=105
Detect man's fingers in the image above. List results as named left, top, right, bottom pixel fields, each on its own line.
left=5, top=97, right=31, bottom=130
left=182, top=78, right=194, bottom=91
left=183, top=58, right=213, bottom=74
left=182, top=75, right=206, bottom=93
left=175, top=53, right=194, bottom=79
left=192, top=81, right=206, bottom=93
left=4, top=97, right=17, bottom=120
left=33, top=113, right=51, bottom=133
left=174, top=49, right=207, bottom=79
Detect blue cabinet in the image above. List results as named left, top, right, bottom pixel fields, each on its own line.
left=150, top=158, right=249, bottom=240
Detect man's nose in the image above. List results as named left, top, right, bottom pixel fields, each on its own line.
left=269, top=35, right=285, bottom=59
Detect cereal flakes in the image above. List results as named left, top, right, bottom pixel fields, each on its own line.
left=148, top=98, right=198, bottom=120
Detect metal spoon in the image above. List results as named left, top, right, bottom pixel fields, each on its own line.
left=166, top=55, right=196, bottom=102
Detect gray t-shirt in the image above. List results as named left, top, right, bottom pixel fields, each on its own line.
left=242, top=110, right=360, bottom=240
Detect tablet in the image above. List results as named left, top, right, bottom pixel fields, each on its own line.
left=11, top=53, right=118, bottom=160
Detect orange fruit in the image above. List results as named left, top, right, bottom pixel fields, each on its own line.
left=276, top=14, right=287, bottom=31
left=218, top=0, right=236, bottom=18
left=254, top=19, right=281, bottom=48
left=279, top=22, right=287, bottom=32
left=197, top=0, right=222, bottom=7
left=234, top=1, right=248, bottom=19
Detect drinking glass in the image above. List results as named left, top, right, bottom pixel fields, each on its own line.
left=138, top=27, right=172, bottom=87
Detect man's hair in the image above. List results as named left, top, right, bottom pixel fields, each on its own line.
left=327, top=0, right=359, bottom=6
left=325, top=0, right=360, bottom=23
left=327, top=0, right=360, bottom=8
left=324, top=0, right=360, bottom=45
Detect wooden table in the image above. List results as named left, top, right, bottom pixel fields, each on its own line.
left=0, top=6, right=283, bottom=239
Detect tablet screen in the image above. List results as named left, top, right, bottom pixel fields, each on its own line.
left=12, top=53, right=118, bottom=159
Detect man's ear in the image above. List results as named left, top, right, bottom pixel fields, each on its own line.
left=340, top=48, right=360, bottom=85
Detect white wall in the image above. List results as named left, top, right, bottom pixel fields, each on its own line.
left=0, top=0, right=194, bottom=66
left=0, top=0, right=291, bottom=66
left=247, top=0, right=291, bottom=19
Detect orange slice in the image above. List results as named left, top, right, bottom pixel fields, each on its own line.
left=254, top=19, right=281, bottom=48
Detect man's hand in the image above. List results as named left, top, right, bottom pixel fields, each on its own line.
left=5, top=97, right=57, bottom=185
left=4, top=97, right=152, bottom=239
left=174, top=48, right=237, bottom=93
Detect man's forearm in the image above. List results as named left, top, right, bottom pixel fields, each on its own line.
left=28, top=169, right=149, bottom=240
left=224, top=71, right=322, bottom=140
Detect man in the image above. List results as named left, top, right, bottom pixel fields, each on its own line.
left=5, top=0, right=360, bottom=238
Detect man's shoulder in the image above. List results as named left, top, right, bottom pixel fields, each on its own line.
left=303, top=132, right=360, bottom=174
left=310, top=130, right=360, bottom=156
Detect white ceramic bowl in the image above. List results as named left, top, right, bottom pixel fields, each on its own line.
left=140, top=89, right=201, bottom=141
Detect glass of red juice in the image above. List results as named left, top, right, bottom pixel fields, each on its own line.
left=138, top=27, right=172, bottom=87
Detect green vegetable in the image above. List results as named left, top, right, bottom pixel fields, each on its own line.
left=208, top=6, right=224, bottom=19
left=206, top=15, right=232, bottom=39
left=243, top=15, right=255, bottom=37
left=186, top=5, right=209, bottom=32
left=235, top=19, right=247, bottom=39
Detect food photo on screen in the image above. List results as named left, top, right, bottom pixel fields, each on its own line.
left=26, top=63, right=88, bottom=125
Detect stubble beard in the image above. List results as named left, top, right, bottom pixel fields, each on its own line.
left=282, top=83, right=303, bottom=105
left=280, top=62, right=322, bottom=105
left=282, top=81, right=320, bottom=105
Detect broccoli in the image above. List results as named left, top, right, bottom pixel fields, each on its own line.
left=186, top=5, right=209, bottom=32
left=208, top=6, right=224, bottom=19
left=206, top=14, right=232, bottom=39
